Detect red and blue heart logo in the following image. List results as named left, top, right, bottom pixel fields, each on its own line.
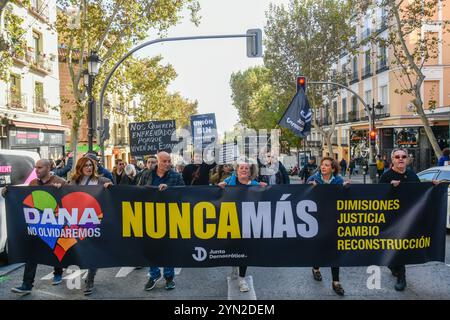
left=23, top=190, right=103, bottom=261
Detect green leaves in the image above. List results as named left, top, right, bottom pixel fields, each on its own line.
left=123, top=56, right=198, bottom=127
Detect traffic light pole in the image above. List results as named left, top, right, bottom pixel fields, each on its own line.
left=97, top=32, right=262, bottom=166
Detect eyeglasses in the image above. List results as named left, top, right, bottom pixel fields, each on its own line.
left=394, top=155, right=408, bottom=159
left=83, top=163, right=94, bottom=168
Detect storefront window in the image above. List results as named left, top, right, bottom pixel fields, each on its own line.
left=394, top=128, right=419, bottom=148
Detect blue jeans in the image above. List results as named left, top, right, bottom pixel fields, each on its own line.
left=148, top=267, right=175, bottom=280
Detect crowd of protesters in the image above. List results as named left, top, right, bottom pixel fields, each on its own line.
left=2, top=147, right=443, bottom=298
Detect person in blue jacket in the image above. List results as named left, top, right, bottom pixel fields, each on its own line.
left=307, top=156, right=348, bottom=296
left=218, top=159, right=267, bottom=292
left=438, top=148, right=450, bottom=166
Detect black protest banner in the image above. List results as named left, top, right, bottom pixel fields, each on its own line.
left=129, top=120, right=177, bottom=156
left=5, top=183, right=447, bottom=269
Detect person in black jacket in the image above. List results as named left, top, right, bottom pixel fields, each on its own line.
left=120, top=164, right=137, bottom=185
left=299, top=157, right=318, bottom=183
left=182, top=151, right=216, bottom=185
left=257, top=152, right=290, bottom=185
left=137, top=156, right=157, bottom=186
left=379, top=148, right=421, bottom=292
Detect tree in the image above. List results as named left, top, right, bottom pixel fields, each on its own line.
left=229, top=66, right=298, bottom=153
left=358, top=0, right=450, bottom=159
left=120, top=56, right=198, bottom=127
left=126, top=58, right=198, bottom=127
left=0, top=0, right=27, bottom=81
left=262, top=0, right=355, bottom=153
left=56, top=0, right=200, bottom=162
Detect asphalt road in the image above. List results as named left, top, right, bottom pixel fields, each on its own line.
left=0, top=233, right=449, bottom=300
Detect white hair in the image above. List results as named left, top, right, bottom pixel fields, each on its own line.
left=125, top=164, right=136, bottom=176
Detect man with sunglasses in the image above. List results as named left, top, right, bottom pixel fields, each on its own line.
left=379, top=148, right=420, bottom=291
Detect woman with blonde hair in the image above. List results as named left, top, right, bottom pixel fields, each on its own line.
left=218, top=158, right=267, bottom=292
left=69, top=156, right=112, bottom=295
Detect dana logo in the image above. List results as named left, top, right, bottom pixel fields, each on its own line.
left=22, top=190, right=103, bottom=261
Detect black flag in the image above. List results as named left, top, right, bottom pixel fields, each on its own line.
left=278, top=88, right=312, bottom=138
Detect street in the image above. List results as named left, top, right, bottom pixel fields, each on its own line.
left=0, top=236, right=449, bottom=300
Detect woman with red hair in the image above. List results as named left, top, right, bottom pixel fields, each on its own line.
left=69, top=156, right=112, bottom=296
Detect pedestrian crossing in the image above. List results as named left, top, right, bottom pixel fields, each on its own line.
left=38, top=266, right=258, bottom=299
left=40, top=267, right=184, bottom=281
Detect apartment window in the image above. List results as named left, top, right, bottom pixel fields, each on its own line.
left=424, top=80, right=440, bottom=108
left=363, top=50, right=372, bottom=77
left=377, top=45, right=388, bottom=71
left=351, top=95, right=358, bottom=120
left=32, top=30, right=42, bottom=62
left=9, top=73, right=22, bottom=108
left=425, top=32, right=439, bottom=65
left=34, top=81, right=45, bottom=112
left=352, top=56, right=358, bottom=73
left=380, top=85, right=388, bottom=105
left=365, top=90, right=372, bottom=116
left=342, top=98, right=347, bottom=121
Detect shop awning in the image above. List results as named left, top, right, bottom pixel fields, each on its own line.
left=12, top=121, right=69, bottom=132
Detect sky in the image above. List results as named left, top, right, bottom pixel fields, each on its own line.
left=136, top=0, right=290, bottom=134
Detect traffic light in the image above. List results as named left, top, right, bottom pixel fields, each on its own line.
left=369, top=129, right=377, bottom=146
left=246, top=29, right=263, bottom=58
left=297, top=76, right=307, bottom=93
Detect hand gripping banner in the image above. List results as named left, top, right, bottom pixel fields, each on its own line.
left=5, top=183, right=447, bottom=269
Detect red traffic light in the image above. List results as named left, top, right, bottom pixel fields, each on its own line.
left=369, top=130, right=377, bottom=139
left=296, top=76, right=307, bottom=92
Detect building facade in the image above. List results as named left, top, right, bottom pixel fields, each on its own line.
left=310, top=1, right=449, bottom=172
left=0, top=0, right=66, bottom=159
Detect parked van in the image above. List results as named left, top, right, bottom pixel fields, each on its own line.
left=0, top=150, right=40, bottom=264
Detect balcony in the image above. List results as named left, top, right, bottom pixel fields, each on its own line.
left=12, top=46, right=27, bottom=65
left=33, top=96, right=48, bottom=113
left=6, top=91, right=27, bottom=110
left=349, top=70, right=359, bottom=85
left=361, top=65, right=372, bottom=79
left=27, top=51, right=53, bottom=75
left=360, top=114, right=369, bottom=121
left=348, top=111, right=359, bottom=122
left=376, top=58, right=389, bottom=73
left=306, top=140, right=322, bottom=148
left=29, top=0, right=50, bottom=23
left=376, top=104, right=390, bottom=118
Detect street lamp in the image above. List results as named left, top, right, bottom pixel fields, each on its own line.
left=97, top=30, right=262, bottom=165
left=367, top=99, right=384, bottom=182
left=85, top=51, right=102, bottom=153
left=87, top=51, right=101, bottom=76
